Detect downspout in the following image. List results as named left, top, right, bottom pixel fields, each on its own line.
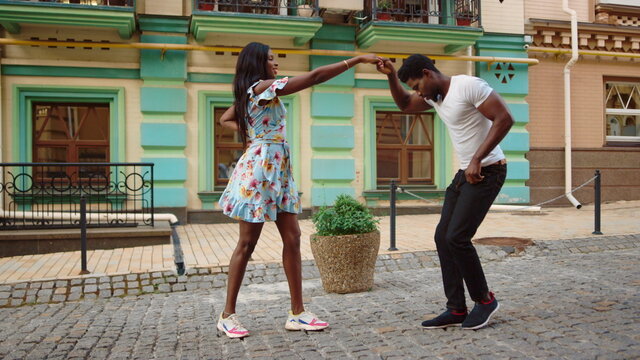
left=562, top=0, right=582, bottom=209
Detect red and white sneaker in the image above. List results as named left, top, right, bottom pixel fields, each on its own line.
left=217, top=313, right=249, bottom=338
left=284, top=311, right=329, bottom=331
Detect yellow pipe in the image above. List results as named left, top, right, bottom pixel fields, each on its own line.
left=528, top=46, right=640, bottom=59
left=0, top=38, right=540, bottom=65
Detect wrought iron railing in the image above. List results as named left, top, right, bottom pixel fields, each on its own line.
left=0, top=163, right=154, bottom=230
left=3, top=0, right=134, bottom=7
left=195, top=0, right=319, bottom=17
left=363, top=0, right=480, bottom=26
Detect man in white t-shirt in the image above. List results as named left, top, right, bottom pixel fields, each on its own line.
left=377, top=54, right=514, bottom=330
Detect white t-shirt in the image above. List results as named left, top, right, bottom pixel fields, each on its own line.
left=425, top=75, right=505, bottom=170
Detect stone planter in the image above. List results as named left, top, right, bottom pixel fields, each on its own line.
left=310, top=230, right=380, bottom=294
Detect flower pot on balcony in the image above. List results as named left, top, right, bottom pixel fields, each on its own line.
left=456, top=17, right=472, bottom=26
left=297, top=4, right=314, bottom=17
left=198, top=1, right=215, bottom=11
left=377, top=12, right=392, bottom=21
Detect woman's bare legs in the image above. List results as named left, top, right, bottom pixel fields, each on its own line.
left=223, top=220, right=264, bottom=316
left=275, top=212, right=304, bottom=315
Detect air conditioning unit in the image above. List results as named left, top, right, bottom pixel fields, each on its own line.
left=319, top=0, right=364, bottom=14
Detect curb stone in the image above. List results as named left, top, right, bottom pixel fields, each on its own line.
left=0, top=234, right=637, bottom=308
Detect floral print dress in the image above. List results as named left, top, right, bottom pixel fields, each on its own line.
left=219, top=77, right=301, bottom=222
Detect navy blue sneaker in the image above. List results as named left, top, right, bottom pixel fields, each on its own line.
left=461, top=292, right=499, bottom=330
left=421, top=309, right=467, bottom=329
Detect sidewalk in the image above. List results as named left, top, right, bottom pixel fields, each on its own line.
left=0, top=200, right=639, bottom=284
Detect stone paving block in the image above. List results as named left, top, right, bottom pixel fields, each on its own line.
left=67, top=293, right=82, bottom=301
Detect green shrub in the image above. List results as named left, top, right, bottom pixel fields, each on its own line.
left=312, top=194, right=379, bottom=237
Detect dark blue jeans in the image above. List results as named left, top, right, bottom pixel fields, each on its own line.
left=434, top=163, right=507, bottom=311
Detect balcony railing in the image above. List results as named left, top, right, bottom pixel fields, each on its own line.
left=363, top=0, right=480, bottom=26
left=2, top=0, right=134, bottom=7
left=0, top=163, right=154, bottom=230
left=195, top=0, right=319, bottom=17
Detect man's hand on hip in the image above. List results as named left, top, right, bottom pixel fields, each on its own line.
left=464, top=159, right=484, bottom=184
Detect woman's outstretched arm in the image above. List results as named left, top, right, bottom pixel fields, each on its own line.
left=253, top=54, right=382, bottom=96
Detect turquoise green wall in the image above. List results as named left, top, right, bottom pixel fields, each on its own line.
left=309, top=25, right=357, bottom=206
left=476, top=33, right=530, bottom=204
left=138, top=16, right=190, bottom=208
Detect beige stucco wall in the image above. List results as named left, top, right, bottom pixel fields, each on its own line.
left=482, top=0, right=524, bottom=34
left=525, top=0, right=594, bottom=23
left=3, top=25, right=139, bottom=65
left=527, top=57, right=640, bottom=149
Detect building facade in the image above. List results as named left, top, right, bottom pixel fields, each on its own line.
left=525, top=0, right=640, bottom=205
left=0, top=0, right=532, bottom=222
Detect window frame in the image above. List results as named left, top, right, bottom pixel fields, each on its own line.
left=363, top=96, right=451, bottom=192
left=375, top=110, right=435, bottom=186
left=604, top=78, right=640, bottom=146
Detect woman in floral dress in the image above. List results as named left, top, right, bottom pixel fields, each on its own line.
left=216, top=42, right=381, bottom=338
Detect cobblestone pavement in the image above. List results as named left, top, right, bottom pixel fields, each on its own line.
left=0, top=242, right=638, bottom=359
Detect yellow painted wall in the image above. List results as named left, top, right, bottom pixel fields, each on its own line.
left=527, top=57, right=640, bottom=148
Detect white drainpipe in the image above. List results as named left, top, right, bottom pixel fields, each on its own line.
left=562, top=0, right=582, bottom=209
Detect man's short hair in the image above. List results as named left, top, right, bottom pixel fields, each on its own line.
left=397, top=54, right=440, bottom=83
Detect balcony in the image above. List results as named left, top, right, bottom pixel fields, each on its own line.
left=0, top=0, right=136, bottom=38
left=195, top=0, right=318, bottom=16
left=191, top=0, right=323, bottom=45
left=357, top=0, right=483, bottom=52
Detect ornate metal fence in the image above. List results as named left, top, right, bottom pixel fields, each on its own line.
left=0, top=163, right=154, bottom=230
left=195, top=0, right=319, bottom=16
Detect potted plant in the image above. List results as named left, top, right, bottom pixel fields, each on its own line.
left=297, top=0, right=314, bottom=17
left=376, top=0, right=393, bottom=21
left=455, top=0, right=473, bottom=26
left=310, top=194, right=380, bottom=294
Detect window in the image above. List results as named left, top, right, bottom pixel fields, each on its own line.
left=213, top=107, right=244, bottom=187
left=32, top=102, right=110, bottom=180
left=605, top=81, right=640, bottom=144
left=376, top=111, right=434, bottom=186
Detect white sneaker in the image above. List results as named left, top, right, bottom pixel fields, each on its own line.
left=284, top=311, right=329, bottom=331
left=217, top=313, right=249, bottom=338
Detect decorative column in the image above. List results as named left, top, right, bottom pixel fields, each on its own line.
left=475, top=34, right=530, bottom=204
left=138, top=16, right=190, bottom=216
left=309, top=25, right=357, bottom=206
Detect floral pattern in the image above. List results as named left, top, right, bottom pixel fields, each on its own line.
left=219, top=77, right=301, bottom=222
